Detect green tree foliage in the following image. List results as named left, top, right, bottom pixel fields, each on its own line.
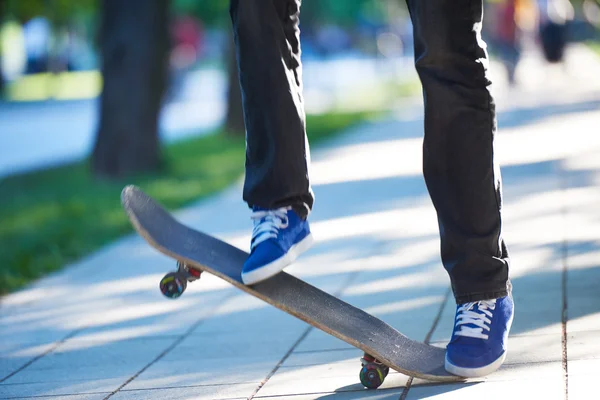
left=301, top=0, right=383, bottom=26
left=170, top=0, right=391, bottom=28
left=4, top=0, right=97, bottom=26
left=172, top=0, right=228, bottom=25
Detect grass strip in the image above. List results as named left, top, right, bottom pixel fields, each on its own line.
left=0, top=111, right=377, bottom=294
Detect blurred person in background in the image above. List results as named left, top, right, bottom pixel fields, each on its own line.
left=229, top=0, right=513, bottom=379
left=537, top=0, right=574, bottom=62
left=495, top=0, right=521, bottom=85
left=22, top=16, right=50, bottom=74
left=169, top=14, right=204, bottom=99
left=485, top=0, right=537, bottom=86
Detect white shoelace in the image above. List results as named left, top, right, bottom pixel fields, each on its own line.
left=250, top=207, right=290, bottom=250
left=454, top=299, right=497, bottom=340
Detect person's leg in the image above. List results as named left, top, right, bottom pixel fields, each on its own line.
left=406, top=0, right=513, bottom=377
left=230, top=0, right=313, bottom=285
left=230, top=0, right=313, bottom=218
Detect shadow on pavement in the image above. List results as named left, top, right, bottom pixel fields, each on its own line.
left=1, top=92, right=599, bottom=398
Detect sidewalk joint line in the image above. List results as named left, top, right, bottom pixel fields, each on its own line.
left=1, top=391, right=111, bottom=399
left=247, top=326, right=313, bottom=400
left=249, top=248, right=371, bottom=399
left=116, top=381, right=257, bottom=392
left=101, top=290, right=239, bottom=400
left=560, top=163, right=569, bottom=400
left=0, top=328, right=84, bottom=383
left=400, top=286, right=451, bottom=400
left=252, top=387, right=404, bottom=399
left=561, top=226, right=569, bottom=400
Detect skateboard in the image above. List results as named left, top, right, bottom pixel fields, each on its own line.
left=121, top=185, right=462, bottom=388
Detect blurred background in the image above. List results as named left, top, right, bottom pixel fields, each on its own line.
left=0, top=0, right=599, bottom=295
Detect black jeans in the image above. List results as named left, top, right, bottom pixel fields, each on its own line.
left=229, top=0, right=510, bottom=304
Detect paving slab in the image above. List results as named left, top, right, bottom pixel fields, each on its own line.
left=0, top=357, right=36, bottom=383
left=0, top=394, right=109, bottom=400
left=406, top=378, right=564, bottom=400
left=566, top=251, right=600, bottom=333
left=283, top=349, right=362, bottom=368
left=566, top=359, right=600, bottom=400
left=124, top=357, right=280, bottom=389
left=567, top=330, right=600, bottom=361
left=0, top=378, right=122, bottom=398
left=292, top=288, right=442, bottom=350
left=190, top=294, right=308, bottom=335
left=409, top=343, right=567, bottom=398
left=278, top=358, right=397, bottom=380
left=2, top=362, right=143, bottom=385
left=413, top=361, right=562, bottom=385
left=109, top=383, right=259, bottom=400
left=257, top=367, right=409, bottom=397
left=501, top=334, right=563, bottom=365
left=568, top=311, right=600, bottom=334
left=259, top=349, right=409, bottom=398
left=255, top=391, right=407, bottom=400
left=7, top=337, right=176, bottom=373
left=560, top=86, right=600, bottom=400
left=161, top=329, right=303, bottom=362
left=294, top=330, right=355, bottom=353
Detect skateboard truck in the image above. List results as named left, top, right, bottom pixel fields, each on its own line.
left=159, top=261, right=202, bottom=299
left=360, top=353, right=390, bottom=389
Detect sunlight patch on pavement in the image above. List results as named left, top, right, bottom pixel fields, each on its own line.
left=0, top=286, right=69, bottom=307
left=0, top=298, right=122, bottom=327
left=569, top=312, right=600, bottom=333
left=78, top=275, right=166, bottom=298
left=365, top=295, right=445, bottom=316
left=210, top=292, right=268, bottom=317
left=563, top=149, right=600, bottom=172
left=291, top=238, right=442, bottom=279
left=65, top=326, right=176, bottom=347
left=496, top=111, right=600, bottom=168
left=310, top=137, right=422, bottom=186
left=63, top=299, right=198, bottom=330
left=310, top=207, right=438, bottom=242
left=344, top=269, right=447, bottom=296
left=506, top=246, right=562, bottom=279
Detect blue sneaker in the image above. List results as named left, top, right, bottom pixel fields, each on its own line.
left=241, top=206, right=313, bottom=285
left=445, top=295, right=514, bottom=377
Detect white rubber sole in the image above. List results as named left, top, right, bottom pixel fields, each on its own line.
left=241, top=233, right=314, bottom=285
left=445, top=351, right=507, bottom=378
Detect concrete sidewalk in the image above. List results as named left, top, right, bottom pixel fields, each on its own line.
left=1, top=45, right=600, bottom=400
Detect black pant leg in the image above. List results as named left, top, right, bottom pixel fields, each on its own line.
left=230, top=0, right=313, bottom=218
left=406, top=0, right=511, bottom=303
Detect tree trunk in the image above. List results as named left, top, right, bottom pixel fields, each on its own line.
left=0, top=47, right=4, bottom=99
left=92, top=0, right=170, bottom=179
left=224, top=34, right=245, bottom=136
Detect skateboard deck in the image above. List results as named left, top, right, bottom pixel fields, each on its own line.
left=121, top=185, right=461, bottom=384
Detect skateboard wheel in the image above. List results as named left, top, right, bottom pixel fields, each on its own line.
left=361, top=354, right=389, bottom=378
left=159, top=272, right=187, bottom=299
left=359, top=363, right=386, bottom=389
